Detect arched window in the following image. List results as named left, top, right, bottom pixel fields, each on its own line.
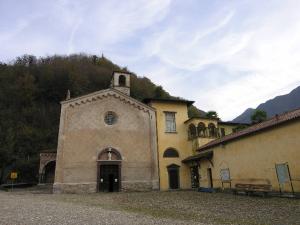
left=188, top=124, right=197, bottom=139
left=163, top=148, right=179, bottom=158
left=197, top=122, right=206, bottom=137
left=119, top=75, right=126, bottom=86
left=208, top=123, right=217, bottom=138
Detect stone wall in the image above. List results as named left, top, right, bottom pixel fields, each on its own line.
left=53, top=180, right=159, bottom=194
left=53, top=182, right=97, bottom=194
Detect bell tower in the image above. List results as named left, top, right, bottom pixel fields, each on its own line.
left=111, top=71, right=131, bottom=96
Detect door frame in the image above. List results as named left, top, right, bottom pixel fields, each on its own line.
left=190, top=165, right=200, bottom=188
left=97, top=161, right=121, bottom=192
left=207, top=168, right=213, bottom=188
left=167, top=164, right=180, bottom=189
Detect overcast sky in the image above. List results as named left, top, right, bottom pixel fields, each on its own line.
left=1, top=0, right=300, bottom=120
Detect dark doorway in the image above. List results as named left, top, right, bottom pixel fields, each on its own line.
left=191, top=166, right=199, bottom=188
left=109, top=174, right=114, bottom=192
left=99, top=165, right=120, bottom=192
left=207, top=168, right=213, bottom=188
left=44, top=161, right=56, bottom=183
left=119, top=75, right=126, bottom=86
left=167, top=164, right=180, bottom=189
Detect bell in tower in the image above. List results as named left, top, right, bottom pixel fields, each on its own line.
left=111, top=71, right=131, bottom=96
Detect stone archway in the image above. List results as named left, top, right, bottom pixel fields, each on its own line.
left=43, top=161, right=56, bottom=183
left=97, top=148, right=122, bottom=192
left=39, top=151, right=57, bottom=184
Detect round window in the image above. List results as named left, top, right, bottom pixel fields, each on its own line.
left=104, top=111, right=117, bottom=125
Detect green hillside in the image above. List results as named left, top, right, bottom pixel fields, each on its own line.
left=0, top=54, right=202, bottom=183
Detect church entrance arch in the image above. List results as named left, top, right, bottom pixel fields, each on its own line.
left=97, top=148, right=122, bottom=192
left=43, top=161, right=56, bottom=183
left=39, top=151, right=57, bottom=184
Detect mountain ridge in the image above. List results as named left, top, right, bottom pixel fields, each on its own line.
left=233, top=86, right=300, bottom=123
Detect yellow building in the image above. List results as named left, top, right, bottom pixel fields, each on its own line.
left=218, top=121, right=248, bottom=136
left=183, top=109, right=300, bottom=194
left=143, top=98, right=240, bottom=190
left=143, top=99, right=193, bottom=190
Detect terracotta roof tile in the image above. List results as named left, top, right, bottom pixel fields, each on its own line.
left=197, top=108, right=300, bottom=152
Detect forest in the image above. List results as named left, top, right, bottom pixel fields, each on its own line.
left=0, top=54, right=203, bottom=184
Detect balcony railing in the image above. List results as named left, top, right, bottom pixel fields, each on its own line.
left=188, top=128, right=221, bottom=140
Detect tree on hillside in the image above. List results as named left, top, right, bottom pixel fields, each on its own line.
left=251, top=109, right=267, bottom=124
left=206, top=111, right=218, bottom=119
left=154, top=86, right=169, bottom=98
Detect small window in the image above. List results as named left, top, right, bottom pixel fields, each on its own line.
left=165, top=112, right=176, bottom=132
left=104, top=111, right=117, bottom=125
left=119, top=75, right=126, bottom=86
left=163, top=148, right=179, bottom=157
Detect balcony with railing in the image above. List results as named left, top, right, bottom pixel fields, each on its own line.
left=187, top=122, right=221, bottom=152
left=188, top=122, right=220, bottom=140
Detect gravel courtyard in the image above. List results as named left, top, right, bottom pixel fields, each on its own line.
left=0, top=189, right=299, bottom=225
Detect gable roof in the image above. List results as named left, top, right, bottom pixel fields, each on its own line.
left=197, top=108, right=300, bottom=152
left=61, top=88, right=155, bottom=113
left=143, top=98, right=194, bottom=106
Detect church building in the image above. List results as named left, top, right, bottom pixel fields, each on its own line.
left=39, top=71, right=241, bottom=193
left=52, top=72, right=160, bottom=193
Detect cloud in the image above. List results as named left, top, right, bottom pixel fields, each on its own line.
left=65, top=0, right=172, bottom=51
left=144, top=10, right=240, bottom=70
left=67, top=18, right=83, bottom=54
left=0, top=0, right=172, bottom=59
left=1, top=0, right=300, bottom=121
left=137, top=0, right=300, bottom=120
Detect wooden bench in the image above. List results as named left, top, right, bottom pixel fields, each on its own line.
left=234, top=183, right=272, bottom=196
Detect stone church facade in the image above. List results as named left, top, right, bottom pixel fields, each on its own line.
left=53, top=72, right=159, bottom=193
